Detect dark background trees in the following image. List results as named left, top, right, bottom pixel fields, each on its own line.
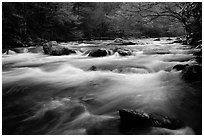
left=2, top=2, right=202, bottom=49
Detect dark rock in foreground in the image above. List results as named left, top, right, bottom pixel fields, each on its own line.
left=119, top=109, right=184, bottom=130
left=43, top=41, right=76, bottom=56
left=181, top=65, right=202, bottom=82
left=119, top=109, right=151, bottom=128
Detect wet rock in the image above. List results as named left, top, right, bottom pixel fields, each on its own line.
left=108, top=38, right=136, bottom=45
left=43, top=41, right=76, bottom=56
left=193, top=49, right=202, bottom=56
left=50, top=46, right=76, bottom=56
left=43, top=41, right=58, bottom=54
left=117, top=48, right=132, bottom=56
left=119, top=109, right=151, bottom=129
left=88, top=49, right=109, bottom=57
left=173, top=64, right=189, bottom=71
left=149, top=113, right=184, bottom=130
left=119, top=109, right=184, bottom=130
left=154, top=38, right=160, bottom=41
left=43, top=42, right=53, bottom=54
left=181, top=65, right=202, bottom=82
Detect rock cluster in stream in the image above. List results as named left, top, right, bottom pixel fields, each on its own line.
left=107, top=38, right=136, bottom=45
left=172, top=39, right=202, bottom=83
left=42, top=38, right=136, bottom=56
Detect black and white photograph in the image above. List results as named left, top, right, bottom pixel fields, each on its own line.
left=2, top=1, right=202, bottom=135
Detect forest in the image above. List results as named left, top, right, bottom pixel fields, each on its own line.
left=2, top=2, right=202, bottom=49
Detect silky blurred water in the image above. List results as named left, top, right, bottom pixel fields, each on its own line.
left=2, top=38, right=202, bottom=135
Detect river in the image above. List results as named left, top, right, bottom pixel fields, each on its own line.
left=2, top=38, right=202, bottom=135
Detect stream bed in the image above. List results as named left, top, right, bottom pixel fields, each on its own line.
left=2, top=38, right=202, bottom=135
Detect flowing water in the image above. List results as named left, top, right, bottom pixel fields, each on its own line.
left=2, top=38, right=202, bottom=135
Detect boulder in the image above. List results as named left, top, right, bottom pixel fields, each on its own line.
left=117, top=48, right=132, bottom=56
left=173, top=64, right=189, bottom=71
left=108, top=38, right=136, bottom=45
left=154, top=38, right=160, bottom=41
left=181, top=65, right=202, bottom=82
left=88, top=49, right=109, bottom=57
left=119, top=109, right=151, bottom=129
left=43, top=42, right=53, bottom=54
left=43, top=41, right=76, bottom=56
left=119, top=109, right=184, bottom=130
left=50, top=46, right=76, bottom=56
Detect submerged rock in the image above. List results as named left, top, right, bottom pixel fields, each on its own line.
left=43, top=41, right=76, bottom=56
left=119, top=109, right=184, bottom=130
left=153, top=38, right=160, bottom=41
left=108, top=38, right=136, bottom=45
left=181, top=65, right=202, bottom=82
left=88, top=49, right=109, bottom=57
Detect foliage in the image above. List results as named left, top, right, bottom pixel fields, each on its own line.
left=2, top=2, right=201, bottom=49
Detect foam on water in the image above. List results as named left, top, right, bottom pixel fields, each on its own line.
left=2, top=38, right=201, bottom=135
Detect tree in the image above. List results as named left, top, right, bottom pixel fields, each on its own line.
left=116, top=2, right=201, bottom=44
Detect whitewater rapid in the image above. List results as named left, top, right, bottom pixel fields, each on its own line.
left=2, top=38, right=202, bottom=134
